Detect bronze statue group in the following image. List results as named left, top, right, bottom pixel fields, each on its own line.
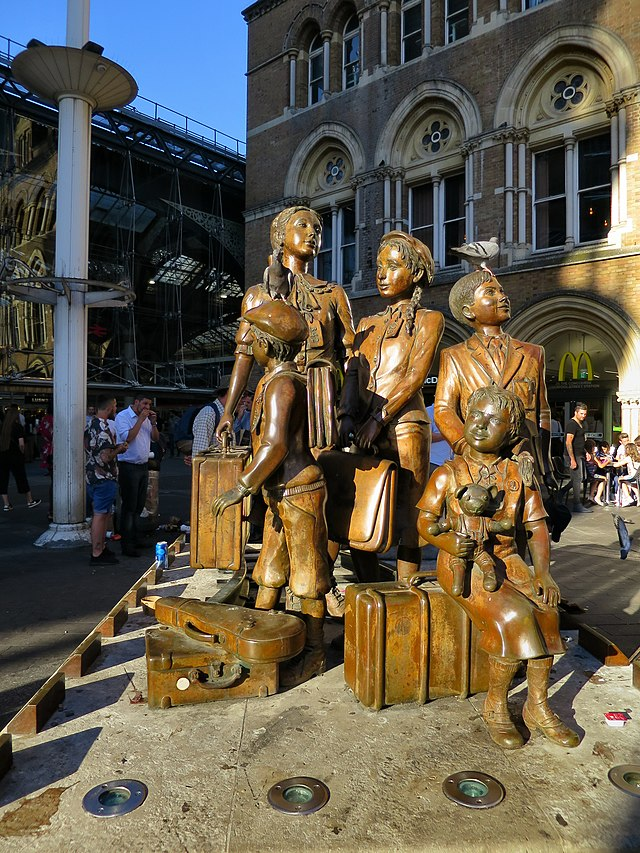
left=211, top=205, right=579, bottom=751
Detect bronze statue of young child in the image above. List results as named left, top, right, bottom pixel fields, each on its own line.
left=212, top=300, right=331, bottom=687
left=338, top=230, right=444, bottom=581
left=417, top=385, right=580, bottom=750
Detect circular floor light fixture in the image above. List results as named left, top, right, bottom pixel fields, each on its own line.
left=267, top=776, right=330, bottom=815
left=608, top=765, right=640, bottom=798
left=442, top=771, right=505, bottom=809
left=82, top=779, right=148, bottom=818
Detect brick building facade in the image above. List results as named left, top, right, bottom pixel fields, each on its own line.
left=242, top=0, right=640, bottom=439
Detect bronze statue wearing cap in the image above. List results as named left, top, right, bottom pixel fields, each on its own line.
left=212, top=299, right=331, bottom=687
left=338, top=231, right=444, bottom=581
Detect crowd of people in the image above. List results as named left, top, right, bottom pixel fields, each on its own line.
left=562, top=402, right=640, bottom=510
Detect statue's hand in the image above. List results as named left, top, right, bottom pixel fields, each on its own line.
left=543, top=470, right=559, bottom=492
left=437, top=531, right=475, bottom=559
left=355, top=416, right=382, bottom=451
left=533, top=573, right=560, bottom=607
left=212, top=485, right=244, bottom=517
left=216, top=414, right=234, bottom=442
left=339, top=415, right=356, bottom=447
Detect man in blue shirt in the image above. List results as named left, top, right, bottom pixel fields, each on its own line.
left=115, top=395, right=160, bottom=556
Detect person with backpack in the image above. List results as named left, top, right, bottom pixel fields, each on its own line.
left=183, top=387, right=229, bottom=465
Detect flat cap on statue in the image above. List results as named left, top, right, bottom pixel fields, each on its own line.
left=244, top=300, right=309, bottom=345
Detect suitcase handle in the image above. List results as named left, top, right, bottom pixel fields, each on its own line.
left=183, top=621, right=226, bottom=645
left=406, top=570, right=438, bottom=587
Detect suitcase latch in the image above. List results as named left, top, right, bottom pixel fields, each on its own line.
left=186, top=662, right=243, bottom=689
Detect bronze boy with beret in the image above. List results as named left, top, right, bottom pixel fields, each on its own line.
left=212, top=300, right=331, bottom=686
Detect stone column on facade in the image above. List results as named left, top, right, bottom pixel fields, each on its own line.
left=504, top=139, right=514, bottom=248
left=288, top=50, right=298, bottom=109
left=423, top=0, right=431, bottom=46
left=564, top=137, right=576, bottom=251
left=461, top=144, right=475, bottom=247
left=383, top=172, right=392, bottom=232
left=351, top=177, right=363, bottom=289
left=379, top=2, right=389, bottom=67
left=331, top=204, right=339, bottom=281
left=26, top=202, right=36, bottom=239
left=517, top=137, right=528, bottom=249
left=321, top=30, right=331, bottom=97
left=394, top=171, right=404, bottom=230
left=618, top=106, right=628, bottom=226
left=607, top=102, right=620, bottom=229
left=618, top=394, right=640, bottom=442
left=433, top=176, right=442, bottom=269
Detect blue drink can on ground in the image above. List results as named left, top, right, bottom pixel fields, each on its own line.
left=155, top=540, right=168, bottom=569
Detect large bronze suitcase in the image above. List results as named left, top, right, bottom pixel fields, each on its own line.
left=146, top=603, right=306, bottom=709
left=344, top=573, right=489, bottom=710
left=190, top=442, right=251, bottom=569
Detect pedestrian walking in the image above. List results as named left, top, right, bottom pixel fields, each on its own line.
left=85, top=396, right=128, bottom=564
left=0, top=406, right=41, bottom=511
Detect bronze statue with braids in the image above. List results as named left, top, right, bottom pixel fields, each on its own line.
left=338, top=231, right=444, bottom=581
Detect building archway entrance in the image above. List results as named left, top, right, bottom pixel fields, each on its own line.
left=507, top=294, right=640, bottom=443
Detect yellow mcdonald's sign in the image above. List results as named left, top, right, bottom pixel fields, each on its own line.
left=558, top=350, right=593, bottom=381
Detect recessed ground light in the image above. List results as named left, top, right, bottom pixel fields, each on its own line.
left=442, top=771, right=505, bottom=809
left=608, top=765, right=640, bottom=798
left=82, top=780, right=148, bottom=817
left=267, top=777, right=330, bottom=815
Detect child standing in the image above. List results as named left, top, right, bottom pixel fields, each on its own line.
left=212, top=300, right=331, bottom=687
left=338, top=231, right=444, bottom=581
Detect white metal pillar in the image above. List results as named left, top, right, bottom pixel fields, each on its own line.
left=11, top=0, right=138, bottom=546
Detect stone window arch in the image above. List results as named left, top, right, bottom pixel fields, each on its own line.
left=494, top=26, right=637, bottom=256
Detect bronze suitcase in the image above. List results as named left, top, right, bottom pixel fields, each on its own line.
left=344, top=573, right=489, bottom=710
left=190, top=443, right=251, bottom=569
left=146, top=604, right=305, bottom=709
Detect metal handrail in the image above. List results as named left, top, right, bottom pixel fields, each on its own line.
left=0, top=34, right=245, bottom=157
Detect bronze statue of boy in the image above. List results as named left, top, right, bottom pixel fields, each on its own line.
left=418, top=385, right=579, bottom=750
left=435, top=270, right=553, bottom=485
left=212, top=300, right=331, bottom=687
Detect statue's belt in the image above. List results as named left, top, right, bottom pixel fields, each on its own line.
left=264, top=478, right=326, bottom=501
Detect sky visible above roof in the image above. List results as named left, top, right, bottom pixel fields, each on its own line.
left=2, top=0, right=249, bottom=143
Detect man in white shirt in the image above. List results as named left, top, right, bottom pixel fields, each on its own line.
left=115, top=395, right=159, bottom=557
left=615, top=433, right=630, bottom=462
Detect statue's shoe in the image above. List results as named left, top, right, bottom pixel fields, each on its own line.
left=483, top=703, right=524, bottom=750
left=522, top=701, right=580, bottom=748
left=279, top=649, right=326, bottom=689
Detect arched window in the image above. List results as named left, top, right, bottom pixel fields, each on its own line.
left=309, top=33, right=324, bottom=105
left=405, top=112, right=466, bottom=269
left=343, top=15, right=360, bottom=90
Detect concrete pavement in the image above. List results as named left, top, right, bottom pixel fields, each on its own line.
left=0, top=460, right=638, bottom=850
